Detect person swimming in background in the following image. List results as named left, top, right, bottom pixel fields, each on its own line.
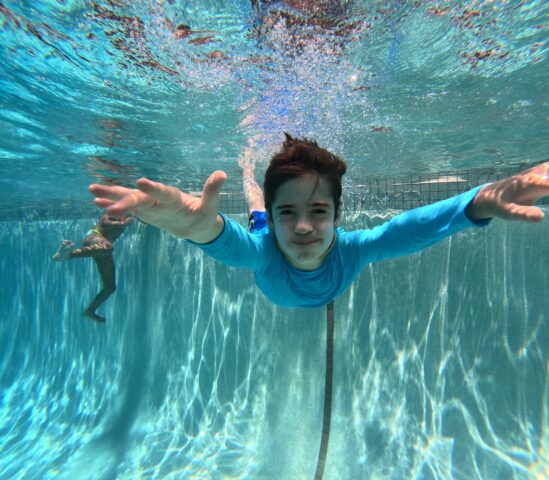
left=53, top=214, right=134, bottom=323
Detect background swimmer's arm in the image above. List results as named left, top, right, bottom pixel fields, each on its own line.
left=466, top=162, right=549, bottom=223
left=89, top=171, right=227, bottom=244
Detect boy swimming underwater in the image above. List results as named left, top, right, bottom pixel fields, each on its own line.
left=89, top=134, right=549, bottom=308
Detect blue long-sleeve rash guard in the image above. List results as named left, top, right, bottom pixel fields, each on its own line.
left=189, top=186, right=489, bottom=308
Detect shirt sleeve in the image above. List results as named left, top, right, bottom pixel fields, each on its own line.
left=186, top=213, right=271, bottom=271
left=350, top=185, right=491, bottom=266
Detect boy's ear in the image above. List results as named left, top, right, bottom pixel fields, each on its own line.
left=334, top=206, right=341, bottom=227
left=267, top=211, right=274, bottom=231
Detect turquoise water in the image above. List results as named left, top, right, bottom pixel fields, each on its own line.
left=2, top=0, right=548, bottom=204
left=1, top=1, right=548, bottom=479
left=1, top=217, right=547, bottom=479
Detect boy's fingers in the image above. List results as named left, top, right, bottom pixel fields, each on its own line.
left=521, top=162, right=549, bottom=191
left=96, top=189, right=153, bottom=216
left=505, top=203, right=544, bottom=223
left=530, top=161, right=549, bottom=180
left=94, top=198, right=116, bottom=208
left=137, top=178, right=183, bottom=204
left=136, top=178, right=161, bottom=193
left=89, top=184, right=134, bottom=201
left=514, top=181, right=549, bottom=206
left=201, top=171, right=227, bottom=212
left=94, top=198, right=136, bottom=217
left=91, top=172, right=227, bottom=216
left=94, top=199, right=130, bottom=217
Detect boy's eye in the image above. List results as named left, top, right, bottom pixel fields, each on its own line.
left=312, top=208, right=328, bottom=215
left=279, top=209, right=294, bottom=216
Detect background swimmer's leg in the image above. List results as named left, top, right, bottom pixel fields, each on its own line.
left=52, top=240, right=76, bottom=261
left=242, top=171, right=265, bottom=214
left=54, top=242, right=113, bottom=261
left=84, top=255, right=116, bottom=323
left=240, top=137, right=266, bottom=214
left=71, top=243, right=113, bottom=258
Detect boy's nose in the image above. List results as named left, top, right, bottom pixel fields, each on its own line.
left=294, top=216, right=313, bottom=234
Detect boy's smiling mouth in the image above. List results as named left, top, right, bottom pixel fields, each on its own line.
left=293, top=238, right=320, bottom=245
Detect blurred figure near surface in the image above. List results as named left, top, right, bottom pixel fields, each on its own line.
left=53, top=214, right=134, bottom=323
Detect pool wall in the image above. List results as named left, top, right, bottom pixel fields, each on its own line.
left=0, top=215, right=547, bottom=479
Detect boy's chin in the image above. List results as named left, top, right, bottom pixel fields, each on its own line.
left=289, top=253, right=323, bottom=270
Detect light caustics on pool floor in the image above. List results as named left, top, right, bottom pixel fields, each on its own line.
left=0, top=215, right=547, bottom=479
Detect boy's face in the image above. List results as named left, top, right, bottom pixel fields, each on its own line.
left=268, top=173, right=339, bottom=271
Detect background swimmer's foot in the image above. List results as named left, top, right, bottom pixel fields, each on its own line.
left=83, top=308, right=106, bottom=323
left=53, top=240, right=75, bottom=261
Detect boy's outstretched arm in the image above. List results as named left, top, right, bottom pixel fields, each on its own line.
left=89, top=171, right=227, bottom=244
left=466, top=162, right=549, bottom=222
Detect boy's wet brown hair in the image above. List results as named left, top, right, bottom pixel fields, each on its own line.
left=264, top=133, right=347, bottom=219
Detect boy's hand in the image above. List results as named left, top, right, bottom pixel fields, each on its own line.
left=467, top=162, right=549, bottom=222
left=89, top=171, right=227, bottom=243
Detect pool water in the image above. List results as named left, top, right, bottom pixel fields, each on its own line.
left=1, top=1, right=548, bottom=479
left=1, top=216, right=547, bottom=479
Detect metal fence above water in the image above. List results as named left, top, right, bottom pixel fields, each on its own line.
left=4, top=161, right=547, bottom=222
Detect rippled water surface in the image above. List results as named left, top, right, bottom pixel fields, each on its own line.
left=1, top=0, right=548, bottom=203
